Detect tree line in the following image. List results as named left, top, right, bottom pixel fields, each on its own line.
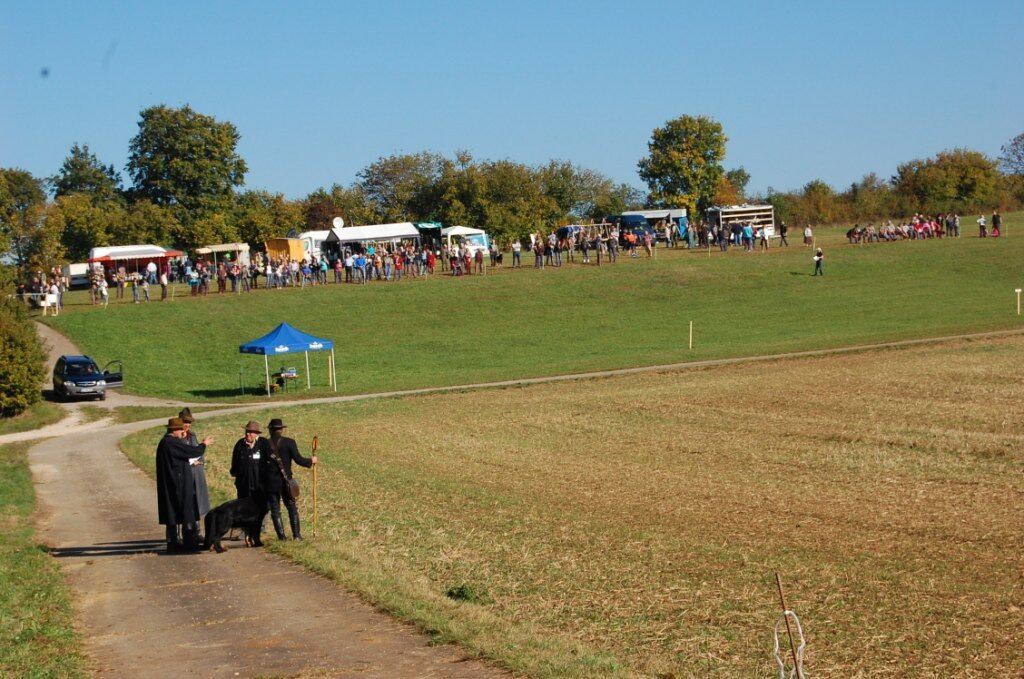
left=2, top=105, right=1023, bottom=278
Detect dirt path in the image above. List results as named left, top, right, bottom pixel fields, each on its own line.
left=28, top=420, right=509, bottom=678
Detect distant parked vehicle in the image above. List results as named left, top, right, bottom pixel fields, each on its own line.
left=52, top=355, right=124, bottom=401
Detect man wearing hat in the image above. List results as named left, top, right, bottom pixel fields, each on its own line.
left=156, top=418, right=213, bottom=552
left=180, top=408, right=211, bottom=547
left=263, top=418, right=317, bottom=540
left=231, top=420, right=269, bottom=500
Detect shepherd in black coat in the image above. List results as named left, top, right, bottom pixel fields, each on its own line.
left=262, top=418, right=317, bottom=540
left=156, top=418, right=212, bottom=551
left=230, top=420, right=269, bottom=499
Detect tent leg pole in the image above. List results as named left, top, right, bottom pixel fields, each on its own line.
left=305, top=351, right=310, bottom=389
left=331, top=348, right=337, bottom=392
left=265, top=355, right=270, bottom=397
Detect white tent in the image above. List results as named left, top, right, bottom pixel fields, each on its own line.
left=325, top=223, right=421, bottom=244
left=89, top=245, right=178, bottom=261
left=441, top=225, right=486, bottom=238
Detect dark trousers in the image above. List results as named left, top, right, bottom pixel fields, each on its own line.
left=266, top=491, right=300, bottom=538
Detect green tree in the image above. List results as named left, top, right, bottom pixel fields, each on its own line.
left=235, top=190, right=304, bottom=246
left=302, top=184, right=375, bottom=230
left=112, top=200, right=179, bottom=246
left=357, top=152, right=447, bottom=223
left=126, top=104, right=247, bottom=221
left=999, top=132, right=1024, bottom=176
left=894, top=149, right=1000, bottom=213
left=51, top=143, right=122, bottom=200
left=0, top=169, right=48, bottom=269
left=590, top=183, right=645, bottom=220
left=638, top=115, right=728, bottom=215
left=56, top=193, right=122, bottom=260
left=0, top=297, right=47, bottom=417
left=725, top=167, right=751, bottom=199
left=843, top=173, right=895, bottom=221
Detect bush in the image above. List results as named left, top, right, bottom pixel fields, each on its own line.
left=0, top=298, right=46, bottom=417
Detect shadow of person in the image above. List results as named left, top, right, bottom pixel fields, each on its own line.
left=48, top=539, right=168, bottom=558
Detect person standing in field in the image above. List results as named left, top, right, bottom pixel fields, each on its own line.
left=262, top=418, right=316, bottom=541
left=231, top=420, right=267, bottom=500
left=812, top=248, right=824, bottom=276
left=803, top=225, right=814, bottom=246
left=156, top=417, right=212, bottom=552
left=977, top=215, right=987, bottom=237
left=511, top=240, right=521, bottom=268
left=180, top=408, right=210, bottom=547
left=778, top=221, right=789, bottom=246
left=992, top=210, right=1001, bottom=237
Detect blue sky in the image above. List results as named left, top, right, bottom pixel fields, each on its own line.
left=3, top=1, right=1022, bottom=198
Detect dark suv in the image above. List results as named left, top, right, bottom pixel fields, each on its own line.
left=52, top=355, right=123, bottom=401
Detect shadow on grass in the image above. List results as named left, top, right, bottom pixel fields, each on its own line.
left=186, top=388, right=250, bottom=399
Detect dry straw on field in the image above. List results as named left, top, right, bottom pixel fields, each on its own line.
left=128, top=336, right=1024, bottom=677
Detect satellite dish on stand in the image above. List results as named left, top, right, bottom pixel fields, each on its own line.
left=332, top=217, right=345, bottom=228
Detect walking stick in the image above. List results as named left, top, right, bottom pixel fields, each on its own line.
left=312, top=436, right=319, bottom=539
left=775, top=572, right=804, bottom=679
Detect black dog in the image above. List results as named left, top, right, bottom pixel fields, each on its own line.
left=203, top=492, right=268, bottom=553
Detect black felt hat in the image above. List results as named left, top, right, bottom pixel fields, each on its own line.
left=268, top=418, right=286, bottom=430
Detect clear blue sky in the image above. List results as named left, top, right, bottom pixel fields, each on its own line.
left=3, top=1, right=1022, bottom=199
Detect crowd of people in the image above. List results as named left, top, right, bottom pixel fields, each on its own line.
left=157, top=409, right=317, bottom=553
left=844, top=211, right=1004, bottom=244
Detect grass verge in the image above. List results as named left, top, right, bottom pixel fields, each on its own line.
left=0, top=442, right=87, bottom=677
left=120, top=336, right=1024, bottom=676
left=0, top=401, right=65, bottom=437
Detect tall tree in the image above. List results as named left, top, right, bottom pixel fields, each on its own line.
left=302, top=184, right=375, bottom=231
left=725, top=167, right=751, bottom=199
left=357, top=152, right=447, bottom=223
left=638, top=115, right=727, bottom=216
left=126, top=104, right=247, bottom=221
left=0, top=169, right=48, bottom=269
left=999, top=132, right=1024, bottom=176
left=51, top=143, right=122, bottom=200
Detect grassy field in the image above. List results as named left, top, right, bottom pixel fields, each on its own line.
left=0, top=400, right=65, bottom=436
left=44, top=216, right=1024, bottom=403
left=121, top=335, right=1024, bottom=677
left=0, top=442, right=87, bottom=677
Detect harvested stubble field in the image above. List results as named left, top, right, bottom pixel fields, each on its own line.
left=123, top=336, right=1024, bottom=677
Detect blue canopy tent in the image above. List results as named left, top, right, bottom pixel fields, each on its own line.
left=239, top=323, right=337, bottom=396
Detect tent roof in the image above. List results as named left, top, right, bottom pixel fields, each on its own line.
left=88, top=245, right=182, bottom=262
left=325, top=223, right=420, bottom=243
left=239, top=322, right=334, bottom=355
left=441, top=225, right=486, bottom=236
left=196, top=243, right=250, bottom=254
left=621, top=209, right=687, bottom=219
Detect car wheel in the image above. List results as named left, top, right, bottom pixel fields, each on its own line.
left=99, top=392, right=107, bottom=401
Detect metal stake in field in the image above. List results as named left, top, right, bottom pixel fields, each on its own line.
left=1016, top=288, right=1021, bottom=316
left=774, top=572, right=805, bottom=679
left=311, top=436, right=319, bottom=539
left=689, top=320, right=693, bottom=350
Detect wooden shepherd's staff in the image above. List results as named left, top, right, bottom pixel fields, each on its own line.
left=312, top=436, right=319, bottom=539
left=775, top=572, right=804, bottom=679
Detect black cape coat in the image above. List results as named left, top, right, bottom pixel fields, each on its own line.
left=230, top=436, right=270, bottom=498
left=184, top=430, right=211, bottom=516
left=156, top=433, right=206, bottom=526
left=261, top=435, right=313, bottom=493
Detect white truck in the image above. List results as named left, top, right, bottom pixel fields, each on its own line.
left=706, top=204, right=776, bottom=239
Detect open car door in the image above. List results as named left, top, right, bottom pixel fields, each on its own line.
left=102, top=360, right=124, bottom=389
